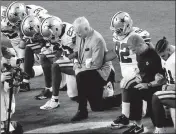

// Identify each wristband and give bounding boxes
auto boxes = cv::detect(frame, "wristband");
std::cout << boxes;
[147,82,152,88]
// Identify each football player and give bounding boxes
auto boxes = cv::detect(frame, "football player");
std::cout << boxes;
[152,37,175,133]
[5,1,48,91]
[39,16,78,109]
[104,11,153,128]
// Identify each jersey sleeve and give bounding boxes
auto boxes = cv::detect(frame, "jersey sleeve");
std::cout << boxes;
[62,23,77,52]
[112,32,118,43]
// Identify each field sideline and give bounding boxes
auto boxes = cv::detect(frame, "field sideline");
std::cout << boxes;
[1,1,175,133]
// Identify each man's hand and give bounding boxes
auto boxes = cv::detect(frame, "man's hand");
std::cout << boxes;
[155,73,166,84]
[134,83,149,90]
[162,84,175,91]
[1,72,12,82]
[73,62,81,70]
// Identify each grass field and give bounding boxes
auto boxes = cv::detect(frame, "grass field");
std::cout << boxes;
[1,1,175,133]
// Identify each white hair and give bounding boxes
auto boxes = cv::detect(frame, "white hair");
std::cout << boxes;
[73,16,90,32]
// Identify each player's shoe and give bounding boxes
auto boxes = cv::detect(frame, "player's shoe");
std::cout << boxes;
[122,124,144,134]
[111,114,130,129]
[19,82,30,92]
[71,110,88,122]
[153,127,166,133]
[35,88,52,100]
[40,98,60,110]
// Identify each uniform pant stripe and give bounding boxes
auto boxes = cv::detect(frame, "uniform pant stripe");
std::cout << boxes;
[124,77,136,89]
[158,94,176,100]
[155,90,175,96]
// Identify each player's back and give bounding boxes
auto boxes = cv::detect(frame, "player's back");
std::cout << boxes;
[113,27,151,77]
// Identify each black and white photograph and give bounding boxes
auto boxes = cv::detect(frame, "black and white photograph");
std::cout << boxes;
[1,0,175,133]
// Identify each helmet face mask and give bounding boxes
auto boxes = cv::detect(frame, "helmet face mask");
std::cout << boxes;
[40,16,62,43]
[6,1,27,29]
[110,11,133,36]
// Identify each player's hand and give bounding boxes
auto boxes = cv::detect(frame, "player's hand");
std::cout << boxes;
[134,83,148,90]
[155,73,166,84]
[1,72,12,82]
[162,84,175,91]
[73,62,81,70]
[135,74,142,83]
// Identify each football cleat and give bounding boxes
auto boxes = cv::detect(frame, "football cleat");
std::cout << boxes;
[111,114,130,129]
[122,124,144,134]
[35,88,52,100]
[40,98,60,110]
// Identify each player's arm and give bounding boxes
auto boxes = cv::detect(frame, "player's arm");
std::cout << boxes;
[104,49,117,63]
[68,51,78,60]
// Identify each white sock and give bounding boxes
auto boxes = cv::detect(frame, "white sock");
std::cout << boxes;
[23,79,29,83]
[51,95,59,101]
[122,102,130,118]
[46,87,52,92]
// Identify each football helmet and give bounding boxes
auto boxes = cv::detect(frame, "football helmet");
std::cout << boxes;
[21,15,41,39]
[40,16,62,42]
[110,11,133,36]
[1,6,7,20]
[6,1,27,27]
[1,6,15,33]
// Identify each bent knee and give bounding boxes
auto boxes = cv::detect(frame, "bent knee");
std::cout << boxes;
[52,63,59,69]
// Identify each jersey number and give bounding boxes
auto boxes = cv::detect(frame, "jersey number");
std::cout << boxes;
[34,8,43,14]
[115,42,132,63]
[164,68,174,84]
[67,26,74,37]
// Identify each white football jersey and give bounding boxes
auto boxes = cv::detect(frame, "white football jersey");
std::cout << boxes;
[60,22,76,51]
[54,22,76,67]
[113,27,151,78]
[26,5,48,16]
[162,47,175,85]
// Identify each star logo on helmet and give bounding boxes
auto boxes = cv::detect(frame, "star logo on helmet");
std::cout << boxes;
[48,24,53,29]
[14,12,18,16]
[121,18,125,23]
[29,26,34,31]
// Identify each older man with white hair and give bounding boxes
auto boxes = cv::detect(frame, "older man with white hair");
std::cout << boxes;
[70,16,121,122]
